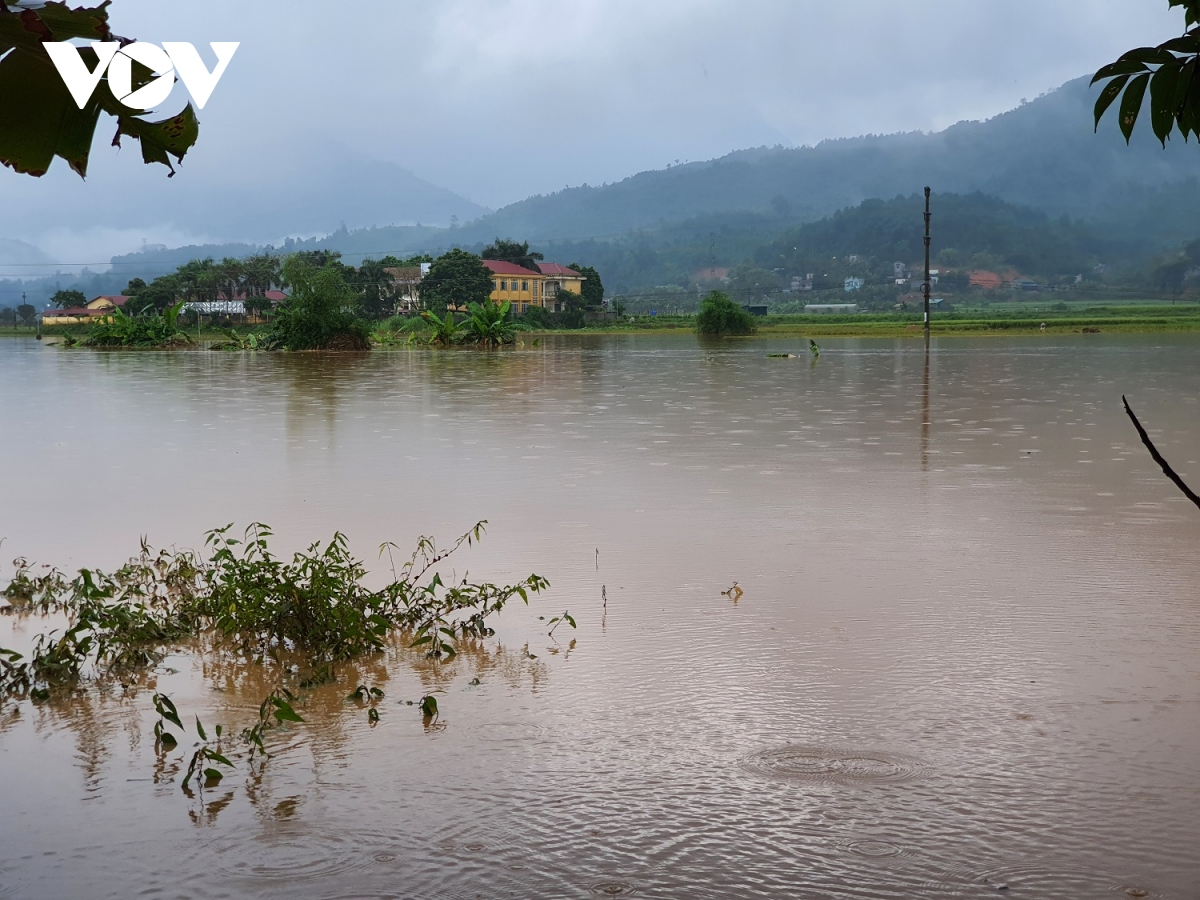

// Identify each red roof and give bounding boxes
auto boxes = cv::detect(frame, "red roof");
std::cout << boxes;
[95,295,130,306]
[537,263,583,277]
[482,259,542,276]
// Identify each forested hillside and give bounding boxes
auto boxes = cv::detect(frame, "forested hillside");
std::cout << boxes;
[452,76,1200,244]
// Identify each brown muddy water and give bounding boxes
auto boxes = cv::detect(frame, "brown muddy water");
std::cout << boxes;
[1,334,1199,899]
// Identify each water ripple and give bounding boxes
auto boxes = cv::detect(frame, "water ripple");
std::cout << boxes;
[739,744,927,784]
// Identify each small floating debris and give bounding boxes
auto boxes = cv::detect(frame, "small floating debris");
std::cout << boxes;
[809,339,820,358]
[721,581,744,602]
[767,353,796,358]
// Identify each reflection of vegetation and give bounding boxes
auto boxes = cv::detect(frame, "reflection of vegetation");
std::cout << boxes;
[1,522,549,794]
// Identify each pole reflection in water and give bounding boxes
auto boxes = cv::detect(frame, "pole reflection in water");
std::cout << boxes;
[921,334,931,471]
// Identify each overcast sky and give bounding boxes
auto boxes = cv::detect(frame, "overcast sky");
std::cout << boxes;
[0,0,1186,267]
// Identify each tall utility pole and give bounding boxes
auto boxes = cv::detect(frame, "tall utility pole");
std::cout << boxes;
[923,187,932,340]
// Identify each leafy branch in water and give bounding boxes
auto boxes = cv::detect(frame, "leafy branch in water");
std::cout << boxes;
[0,522,549,704]
[347,684,384,725]
[241,686,304,762]
[546,610,576,638]
[183,715,234,791]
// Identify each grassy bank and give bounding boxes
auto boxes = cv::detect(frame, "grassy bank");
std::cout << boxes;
[548,301,1200,337]
[22,301,1200,346]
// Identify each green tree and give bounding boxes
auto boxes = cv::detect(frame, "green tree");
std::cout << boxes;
[420,249,494,311]
[267,256,370,350]
[696,290,756,336]
[0,3,200,178]
[567,263,604,308]
[379,254,433,268]
[123,278,146,296]
[49,289,86,309]
[16,302,36,325]
[127,273,181,315]
[482,239,543,272]
[1093,0,1200,145]
[348,258,397,320]
[0,307,14,327]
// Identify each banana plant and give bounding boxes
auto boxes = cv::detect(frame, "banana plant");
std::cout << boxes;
[465,299,516,346]
[420,309,464,346]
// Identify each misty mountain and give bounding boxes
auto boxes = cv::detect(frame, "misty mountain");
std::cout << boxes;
[0,238,51,270]
[0,140,488,257]
[451,76,1200,245]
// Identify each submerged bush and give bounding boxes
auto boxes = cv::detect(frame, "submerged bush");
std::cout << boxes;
[464,299,516,345]
[266,256,371,351]
[84,301,193,348]
[0,521,548,698]
[696,290,756,336]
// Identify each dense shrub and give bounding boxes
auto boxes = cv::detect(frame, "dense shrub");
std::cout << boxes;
[696,290,756,336]
[84,301,192,348]
[266,256,370,350]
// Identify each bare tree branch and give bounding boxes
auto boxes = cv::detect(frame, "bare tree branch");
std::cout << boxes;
[1123,395,1200,510]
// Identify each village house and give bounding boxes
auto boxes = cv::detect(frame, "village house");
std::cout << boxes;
[383,262,431,312]
[482,260,585,313]
[41,294,129,326]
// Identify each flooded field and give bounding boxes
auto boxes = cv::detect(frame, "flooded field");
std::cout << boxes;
[1,334,1199,899]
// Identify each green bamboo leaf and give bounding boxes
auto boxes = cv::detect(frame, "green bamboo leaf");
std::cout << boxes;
[202,768,224,784]
[1119,72,1151,143]
[206,751,234,768]
[195,716,207,741]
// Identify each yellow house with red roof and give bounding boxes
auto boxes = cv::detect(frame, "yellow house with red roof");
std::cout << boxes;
[41,295,130,326]
[481,260,585,313]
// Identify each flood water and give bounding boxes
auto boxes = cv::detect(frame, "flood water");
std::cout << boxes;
[1,334,1199,899]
